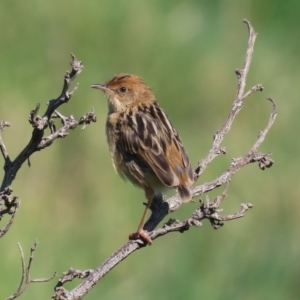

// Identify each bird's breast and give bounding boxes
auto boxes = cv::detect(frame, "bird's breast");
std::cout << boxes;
[106,113,120,173]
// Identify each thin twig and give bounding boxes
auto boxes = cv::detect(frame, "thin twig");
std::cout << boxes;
[0,121,11,167]
[235,19,258,100]
[5,241,56,300]
[0,187,20,237]
[195,19,259,180]
[252,98,277,151]
[242,84,264,100]
[0,199,20,237]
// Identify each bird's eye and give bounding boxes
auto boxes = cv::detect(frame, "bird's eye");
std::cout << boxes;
[119,86,127,93]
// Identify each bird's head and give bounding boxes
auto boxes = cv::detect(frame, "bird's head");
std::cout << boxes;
[91,73,156,113]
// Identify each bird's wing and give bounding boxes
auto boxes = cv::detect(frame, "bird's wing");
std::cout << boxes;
[119,104,193,188]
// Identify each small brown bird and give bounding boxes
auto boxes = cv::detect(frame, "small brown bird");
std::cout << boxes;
[91,74,194,244]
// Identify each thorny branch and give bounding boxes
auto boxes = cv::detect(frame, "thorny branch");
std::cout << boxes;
[5,241,56,300]
[0,54,96,237]
[52,19,276,300]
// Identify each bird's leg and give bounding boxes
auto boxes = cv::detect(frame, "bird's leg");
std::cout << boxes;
[129,187,154,245]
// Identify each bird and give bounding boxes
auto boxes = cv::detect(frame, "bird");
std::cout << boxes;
[91,73,194,244]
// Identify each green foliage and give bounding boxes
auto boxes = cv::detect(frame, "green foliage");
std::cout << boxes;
[0,1,299,299]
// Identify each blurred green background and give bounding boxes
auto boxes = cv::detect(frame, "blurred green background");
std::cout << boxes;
[0,1,299,299]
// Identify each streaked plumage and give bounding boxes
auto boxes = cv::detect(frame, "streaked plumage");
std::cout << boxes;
[91,74,194,244]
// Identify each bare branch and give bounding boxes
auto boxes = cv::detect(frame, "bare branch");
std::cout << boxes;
[252,98,277,152]
[235,19,258,100]
[52,20,276,300]
[0,54,86,192]
[0,121,11,166]
[5,241,56,300]
[52,269,93,300]
[195,19,260,180]
[0,54,96,237]
[53,242,142,300]
[0,187,20,237]
[242,84,264,100]
[0,199,20,237]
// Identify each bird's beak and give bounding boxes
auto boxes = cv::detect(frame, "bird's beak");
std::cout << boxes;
[90,84,110,93]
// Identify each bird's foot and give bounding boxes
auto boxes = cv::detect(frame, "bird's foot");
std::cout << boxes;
[129,230,152,245]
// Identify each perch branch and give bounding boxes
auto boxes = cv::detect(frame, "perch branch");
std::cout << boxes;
[52,19,276,300]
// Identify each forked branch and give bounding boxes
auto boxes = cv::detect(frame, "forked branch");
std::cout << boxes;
[0,54,96,237]
[5,241,56,300]
[52,19,276,300]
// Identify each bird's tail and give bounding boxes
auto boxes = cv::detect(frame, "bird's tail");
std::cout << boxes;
[178,185,192,203]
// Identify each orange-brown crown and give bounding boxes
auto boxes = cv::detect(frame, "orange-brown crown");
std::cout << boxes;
[91,74,156,112]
